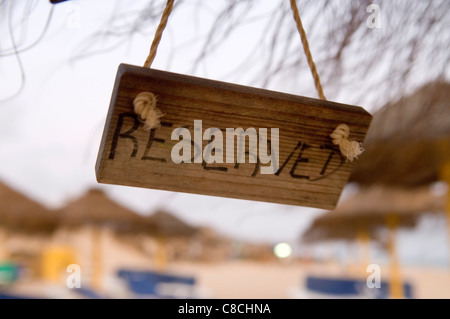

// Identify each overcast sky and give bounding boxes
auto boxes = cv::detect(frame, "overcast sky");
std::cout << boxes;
[0,0,448,265]
[0,0,330,244]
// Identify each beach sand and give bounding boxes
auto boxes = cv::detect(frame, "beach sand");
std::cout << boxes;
[2,228,449,299]
[98,231,450,299]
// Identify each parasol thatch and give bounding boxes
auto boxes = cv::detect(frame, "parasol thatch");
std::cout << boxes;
[57,188,152,291]
[58,188,146,231]
[300,184,447,299]
[0,181,58,234]
[58,188,199,237]
[144,209,198,238]
[350,81,450,187]
[302,185,446,244]
[302,81,449,298]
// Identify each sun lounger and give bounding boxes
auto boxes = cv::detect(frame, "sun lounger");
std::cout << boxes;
[117,269,197,299]
[304,275,413,299]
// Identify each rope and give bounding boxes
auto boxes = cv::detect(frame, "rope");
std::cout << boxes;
[330,124,364,162]
[143,0,174,68]
[135,0,174,130]
[290,1,363,161]
[135,0,363,161]
[289,0,326,101]
[134,92,164,130]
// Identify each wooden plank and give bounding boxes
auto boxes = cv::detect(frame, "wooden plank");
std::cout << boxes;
[95,64,372,209]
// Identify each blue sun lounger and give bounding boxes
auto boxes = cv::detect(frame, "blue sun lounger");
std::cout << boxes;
[117,269,197,299]
[305,275,413,299]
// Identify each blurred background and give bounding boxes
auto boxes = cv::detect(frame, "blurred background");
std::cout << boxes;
[0,0,449,299]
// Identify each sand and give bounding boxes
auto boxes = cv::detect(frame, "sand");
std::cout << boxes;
[2,227,449,299]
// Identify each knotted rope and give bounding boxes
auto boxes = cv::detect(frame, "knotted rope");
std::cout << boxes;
[290,0,363,161]
[330,124,364,161]
[133,92,165,130]
[134,0,364,160]
[134,0,174,130]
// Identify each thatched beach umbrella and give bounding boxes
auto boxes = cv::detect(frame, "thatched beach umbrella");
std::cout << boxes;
[302,186,445,244]
[350,81,450,187]
[301,185,446,299]
[59,188,147,291]
[0,181,58,262]
[0,181,58,235]
[59,188,146,231]
[142,209,198,270]
[59,190,200,283]
[347,81,450,296]
[144,210,197,238]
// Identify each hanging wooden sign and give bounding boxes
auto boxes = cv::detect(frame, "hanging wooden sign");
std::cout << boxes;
[95,64,372,209]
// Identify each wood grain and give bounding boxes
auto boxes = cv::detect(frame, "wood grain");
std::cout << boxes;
[96,64,372,209]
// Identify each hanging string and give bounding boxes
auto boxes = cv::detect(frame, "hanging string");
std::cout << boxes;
[134,0,174,130]
[289,0,325,101]
[133,0,363,160]
[330,124,364,162]
[134,92,165,130]
[289,0,363,161]
[143,0,175,68]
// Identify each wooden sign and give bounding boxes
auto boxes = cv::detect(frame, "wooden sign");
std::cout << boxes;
[96,64,372,209]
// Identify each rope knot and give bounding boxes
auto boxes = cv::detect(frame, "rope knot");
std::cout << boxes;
[133,92,164,130]
[330,124,364,162]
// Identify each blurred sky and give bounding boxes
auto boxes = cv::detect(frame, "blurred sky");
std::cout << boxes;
[0,0,329,243]
[0,0,448,264]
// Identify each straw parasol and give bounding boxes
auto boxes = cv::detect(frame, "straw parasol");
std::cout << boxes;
[58,189,200,281]
[144,209,198,238]
[0,181,58,234]
[58,187,148,291]
[59,188,146,231]
[302,185,446,244]
[347,80,450,297]
[59,189,198,236]
[141,209,199,270]
[301,184,446,299]
[0,181,58,264]
[350,81,450,187]
[300,81,450,298]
